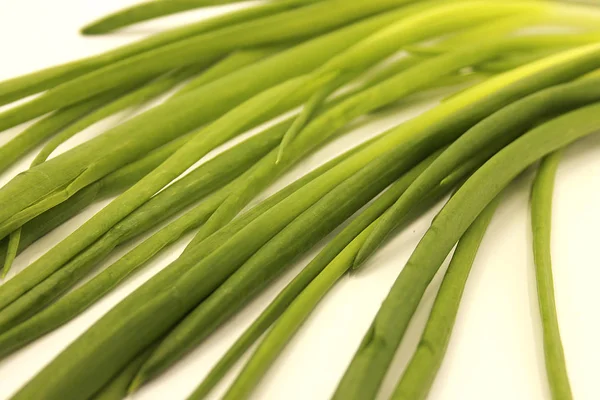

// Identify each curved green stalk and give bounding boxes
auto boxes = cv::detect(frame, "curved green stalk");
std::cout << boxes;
[390,196,501,400]
[81,0,325,35]
[273,0,551,161]
[355,72,600,270]
[0,0,427,133]
[211,154,475,400]
[0,89,127,175]
[12,41,600,400]
[531,150,573,400]
[0,0,321,106]
[173,46,283,98]
[0,121,285,329]
[0,6,412,251]
[31,65,204,165]
[331,102,600,400]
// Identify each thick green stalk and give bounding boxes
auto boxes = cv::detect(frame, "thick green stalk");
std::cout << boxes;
[190,33,599,258]
[212,155,469,400]
[31,65,203,165]
[0,133,191,268]
[0,6,413,245]
[0,0,318,106]
[355,72,600,269]
[531,151,573,400]
[90,347,155,400]
[173,47,283,98]
[390,197,501,400]
[0,122,284,325]
[0,133,366,360]
[0,0,425,132]
[13,42,600,400]
[82,0,325,35]
[0,89,126,175]
[331,102,600,400]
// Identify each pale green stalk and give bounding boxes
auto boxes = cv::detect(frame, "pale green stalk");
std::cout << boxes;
[531,150,573,400]
[391,197,501,400]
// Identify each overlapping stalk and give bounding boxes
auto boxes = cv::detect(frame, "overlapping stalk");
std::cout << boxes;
[1,1,599,399]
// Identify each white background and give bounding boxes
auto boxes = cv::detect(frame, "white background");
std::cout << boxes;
[0,1,599,399]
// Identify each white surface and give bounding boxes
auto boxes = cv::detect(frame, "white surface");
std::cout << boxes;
[1,1,600,399]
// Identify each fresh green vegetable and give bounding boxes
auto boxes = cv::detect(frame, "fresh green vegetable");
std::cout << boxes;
[13,40,600,400]
[172,46,283,98]
[0,89,127,174]
[90,347,156,400]
[0,121,285,326]
[531,150,573,400]
[331,101,600,400]
[81,0,325,35]
[0,0,323,106]
[31,65,204,165]
[0,5,415,248]
[355,71,600,270]
[390,196,501,400]
[0,0,432,133]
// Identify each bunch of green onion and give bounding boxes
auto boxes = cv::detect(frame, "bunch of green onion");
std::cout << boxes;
[0,0,599,399]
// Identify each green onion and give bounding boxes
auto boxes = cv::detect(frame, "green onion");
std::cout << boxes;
[331,100,600,400]
[0,121,285,327]
[0,0,320,106]
[0,89,127,175]
[80,0,306,35]
[0,0,428,133]
[209,151,477,400]
[355,70,600,270]
[0,6,413,247]
[390,196,501,400]
[31,65,205,165]
[531,150,573,400]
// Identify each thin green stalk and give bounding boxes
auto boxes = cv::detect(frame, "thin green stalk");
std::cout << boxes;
[189,33,600,261]
[273,0,549,161]
[90,347,156,400]
[173,46,283,98]
[1,231,20,279]
[531,150,573,400]
[81,0,325,35]
[190,153,487,399]
[0,89,127,175]
[390,196,501,400]
[0,0,426,132]
[0,0,318,106]
[0,122,285,328]
[0,132,192,266]
[331,102,600,400]
[0,6,413,247]
[355,72,600,270]
[0,133,367,360]
[31,65,204,165]
[13,42,600,400]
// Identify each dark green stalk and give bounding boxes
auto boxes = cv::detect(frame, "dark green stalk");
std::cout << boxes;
[0,0,319,106]
[531,150,573,400]
[331,102,600,400]
[390,196,501,400]
[82,0,325,35]
[90,347,156,400]
[355,73,600,269]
